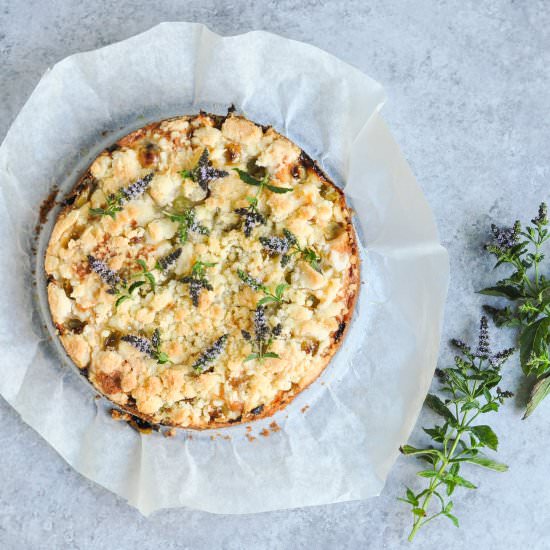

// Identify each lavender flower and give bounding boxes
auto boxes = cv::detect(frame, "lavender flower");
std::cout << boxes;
[490,347,515,367]
[241,330,251,341]
[120,173,154,203]
[234,207,266,237]
[151,328,160,350]
[476,316,490,358]
[237,269,264,291]
[87,255,121,293]
[181,261,215,306]
[531,202,548,226]
[259,235,291,256]
[489,221,520,250]
[121,334,154,356]
[182,149,228,192]
[156,248,182,272]
[192,334,228,373]
[253,306,269,342]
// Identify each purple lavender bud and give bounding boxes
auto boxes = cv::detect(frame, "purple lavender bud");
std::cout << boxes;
[253,306,269,342]
[476,316,490,358]
[260,235,290,256]
[121,334,154,357]
[87,255,121,291]
[531,202,548,226]
[157,248,182,272]
[120,172,154,203]
[192,334,228,373]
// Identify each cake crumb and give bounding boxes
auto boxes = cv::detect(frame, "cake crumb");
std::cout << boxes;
[301,405,310,414]
[164,428,177,438]
[246,434,256,442]
[269,421,280,433]
[111,409,131,422]
[260,428,270,437]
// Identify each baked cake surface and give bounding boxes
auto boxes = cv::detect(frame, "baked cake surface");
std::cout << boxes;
[45,112,359,428]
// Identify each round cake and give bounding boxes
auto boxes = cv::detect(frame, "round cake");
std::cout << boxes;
[45,112,359,428]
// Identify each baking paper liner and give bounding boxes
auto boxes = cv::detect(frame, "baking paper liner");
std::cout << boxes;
[0,22,449,515]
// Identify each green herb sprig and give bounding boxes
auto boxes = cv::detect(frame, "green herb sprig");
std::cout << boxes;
[90,191,123,219]
[260,229,322,273]
[121,329,172,364]
[400,317,513,541]
[163,207,209,243]
[113,250,182,308]
[90,173,154,219]
[233,168,292,237]
[481,202,550,417]
[237,269,288,305]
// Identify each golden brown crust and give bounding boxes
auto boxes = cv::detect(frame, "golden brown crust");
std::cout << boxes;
[45,113,360,430]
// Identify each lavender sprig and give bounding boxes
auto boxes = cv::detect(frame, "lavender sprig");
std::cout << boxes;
[192,334,228,373]
[232,167,292,237]
[181,261,215,307]
[180,148,228,192]
[90,173,154,219]
[121,329,171,364]
[260,229,322,273]
[234,197,266,237]
[244,305,281,363]
[120,173,154,203]
[237,269,288,305]
[87,255,122,294]
[156,248,182,272]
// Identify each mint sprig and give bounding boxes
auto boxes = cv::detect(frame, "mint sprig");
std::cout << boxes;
[400,317,513,541]
[481,202,550,416]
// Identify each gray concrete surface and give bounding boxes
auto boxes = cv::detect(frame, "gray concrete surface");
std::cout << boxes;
[1,1,549,548]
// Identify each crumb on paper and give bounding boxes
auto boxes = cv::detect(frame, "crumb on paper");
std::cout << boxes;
[260,428,270,437]
[246,426,252,432]
[301,405,310,414]
[111,408,131,422]
[246,433,256,442]
[164,428,177,438]
[269,421,280,433]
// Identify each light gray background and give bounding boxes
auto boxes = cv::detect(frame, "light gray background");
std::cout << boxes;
[1,1,548,548]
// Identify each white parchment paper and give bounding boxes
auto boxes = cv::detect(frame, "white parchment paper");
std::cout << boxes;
[0,23,449,515]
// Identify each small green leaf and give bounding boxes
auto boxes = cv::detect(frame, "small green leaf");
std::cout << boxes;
[136,259,147,270]
[465,455,508,472]
[417,470,438,478]
[445,513,460,527]
[451,475,477,489]
[524,374,550,419]
[115,295,130,308]
[258,296,278,306]
[245,353,259,362]
[262,352,280,359]
[470,425,499,451]
[234,168,262,186]
[128,281,145,294]
[406,488,418,506]
[425,394,457,424]
[412,508,427,517]
[265,183,293,194]
[444,501,453,513]
[275,283,288,298]
[519,317,550,375]
[478,285,523,299]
